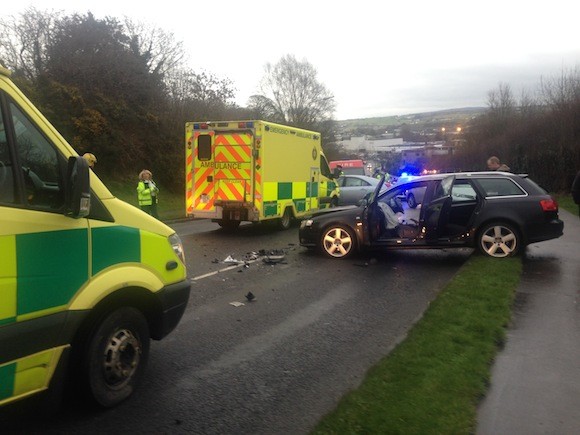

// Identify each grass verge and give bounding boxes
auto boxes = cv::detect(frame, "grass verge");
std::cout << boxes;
[554,193,576,215]
[103,178,185,221]
[313,255,522,434]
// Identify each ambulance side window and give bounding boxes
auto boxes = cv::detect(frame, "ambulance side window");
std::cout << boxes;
[0,102,16,204]
[9,101,63,210]
[198,134,212,161]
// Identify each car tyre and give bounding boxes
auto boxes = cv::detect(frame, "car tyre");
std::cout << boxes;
[321,225,356,259]
[83,307,150,407]
[477,222,520,258]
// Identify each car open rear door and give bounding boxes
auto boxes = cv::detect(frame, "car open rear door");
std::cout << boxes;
[423,175,455,242]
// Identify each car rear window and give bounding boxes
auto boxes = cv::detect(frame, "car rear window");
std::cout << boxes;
[523,177,548,194]
[476,178,527,197]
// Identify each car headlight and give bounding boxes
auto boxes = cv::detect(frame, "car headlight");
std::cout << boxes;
[300,219,314,229]
[169,233,186,265]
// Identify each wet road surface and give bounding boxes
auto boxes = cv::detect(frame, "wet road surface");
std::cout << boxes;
[2,219,472,434]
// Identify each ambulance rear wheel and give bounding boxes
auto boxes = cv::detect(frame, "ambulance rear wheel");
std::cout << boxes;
[278,207,293,230]
[84,307,150,407]
[217,219,240,230]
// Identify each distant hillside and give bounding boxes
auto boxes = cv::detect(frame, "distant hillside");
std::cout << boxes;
[337,107,487,130]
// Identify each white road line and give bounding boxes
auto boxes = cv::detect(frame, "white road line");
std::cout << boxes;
[191,257,262,281]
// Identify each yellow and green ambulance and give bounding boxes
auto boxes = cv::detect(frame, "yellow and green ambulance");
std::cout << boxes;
[0,66,190,408]
[185,121,340,229]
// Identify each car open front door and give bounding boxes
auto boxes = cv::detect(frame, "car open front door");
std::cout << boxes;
[423,175,455,242]
[363,174,386,244]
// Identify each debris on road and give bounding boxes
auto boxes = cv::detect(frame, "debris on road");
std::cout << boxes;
[229,301,245,307]
[244,252,259,261]
[245,291,256,302]
[263,249,285,264]
[223,255,243,264]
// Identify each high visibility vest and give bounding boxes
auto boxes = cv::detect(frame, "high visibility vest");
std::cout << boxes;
[137,181,158,205]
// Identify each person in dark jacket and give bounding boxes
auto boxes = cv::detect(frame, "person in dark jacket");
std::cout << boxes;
[572,170,580,217]
[487,156,510,171]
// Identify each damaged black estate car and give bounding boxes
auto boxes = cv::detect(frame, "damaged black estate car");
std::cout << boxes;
[299,172,564,259]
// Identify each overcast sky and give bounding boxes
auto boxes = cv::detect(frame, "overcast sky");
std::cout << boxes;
[3,0,580,120]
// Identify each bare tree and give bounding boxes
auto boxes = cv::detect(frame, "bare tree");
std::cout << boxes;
[123,19,184,78]
[165,67,236,120]
[540,67,580,116]
[0,7,61,78]
[518,88,540,118]
[487,82,515,120]
[248,54,335,130]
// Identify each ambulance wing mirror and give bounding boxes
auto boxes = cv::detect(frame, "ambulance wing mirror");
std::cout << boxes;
[65,156,91,218]
[333,167,342,179]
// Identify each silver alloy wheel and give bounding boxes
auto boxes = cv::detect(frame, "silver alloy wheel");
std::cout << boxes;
[322,226,354,258]
[479,224,518,258]
[102,328,141,388]
[85,307,150,407]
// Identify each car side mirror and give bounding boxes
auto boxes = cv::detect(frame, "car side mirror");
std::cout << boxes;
[333,168,341,178]
[65,156,91,218]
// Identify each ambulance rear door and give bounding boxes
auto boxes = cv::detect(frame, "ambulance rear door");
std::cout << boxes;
[191,130,217,218]
[212,130,253,207]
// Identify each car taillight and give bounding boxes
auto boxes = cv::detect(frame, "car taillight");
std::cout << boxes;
[540,198,558,212]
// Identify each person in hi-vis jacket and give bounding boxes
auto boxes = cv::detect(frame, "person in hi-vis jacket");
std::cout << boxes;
[137,169,159,218]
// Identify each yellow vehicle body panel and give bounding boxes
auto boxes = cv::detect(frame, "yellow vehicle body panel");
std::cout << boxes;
[0,66,190,407]
[185,120,339,223]
[0,347,66,407]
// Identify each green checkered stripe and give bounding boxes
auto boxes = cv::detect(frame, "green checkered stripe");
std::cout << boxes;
[0,362,16,401]
[263,181,336,216]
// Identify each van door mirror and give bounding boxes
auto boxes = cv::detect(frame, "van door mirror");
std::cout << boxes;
[333,167,342,179]
[65,156,91,218]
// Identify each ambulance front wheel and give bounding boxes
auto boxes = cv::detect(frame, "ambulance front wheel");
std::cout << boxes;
[84,307,150,407]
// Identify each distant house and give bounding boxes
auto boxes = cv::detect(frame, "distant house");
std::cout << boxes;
[338,136,404,153]
[401,142,455,165]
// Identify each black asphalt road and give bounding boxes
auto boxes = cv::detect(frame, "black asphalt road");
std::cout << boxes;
[4,219,472,434]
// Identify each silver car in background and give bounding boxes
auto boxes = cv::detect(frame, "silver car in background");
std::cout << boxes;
[337,175,380,206]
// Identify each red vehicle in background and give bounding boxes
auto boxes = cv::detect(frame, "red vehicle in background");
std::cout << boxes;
[329,159,366,176]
